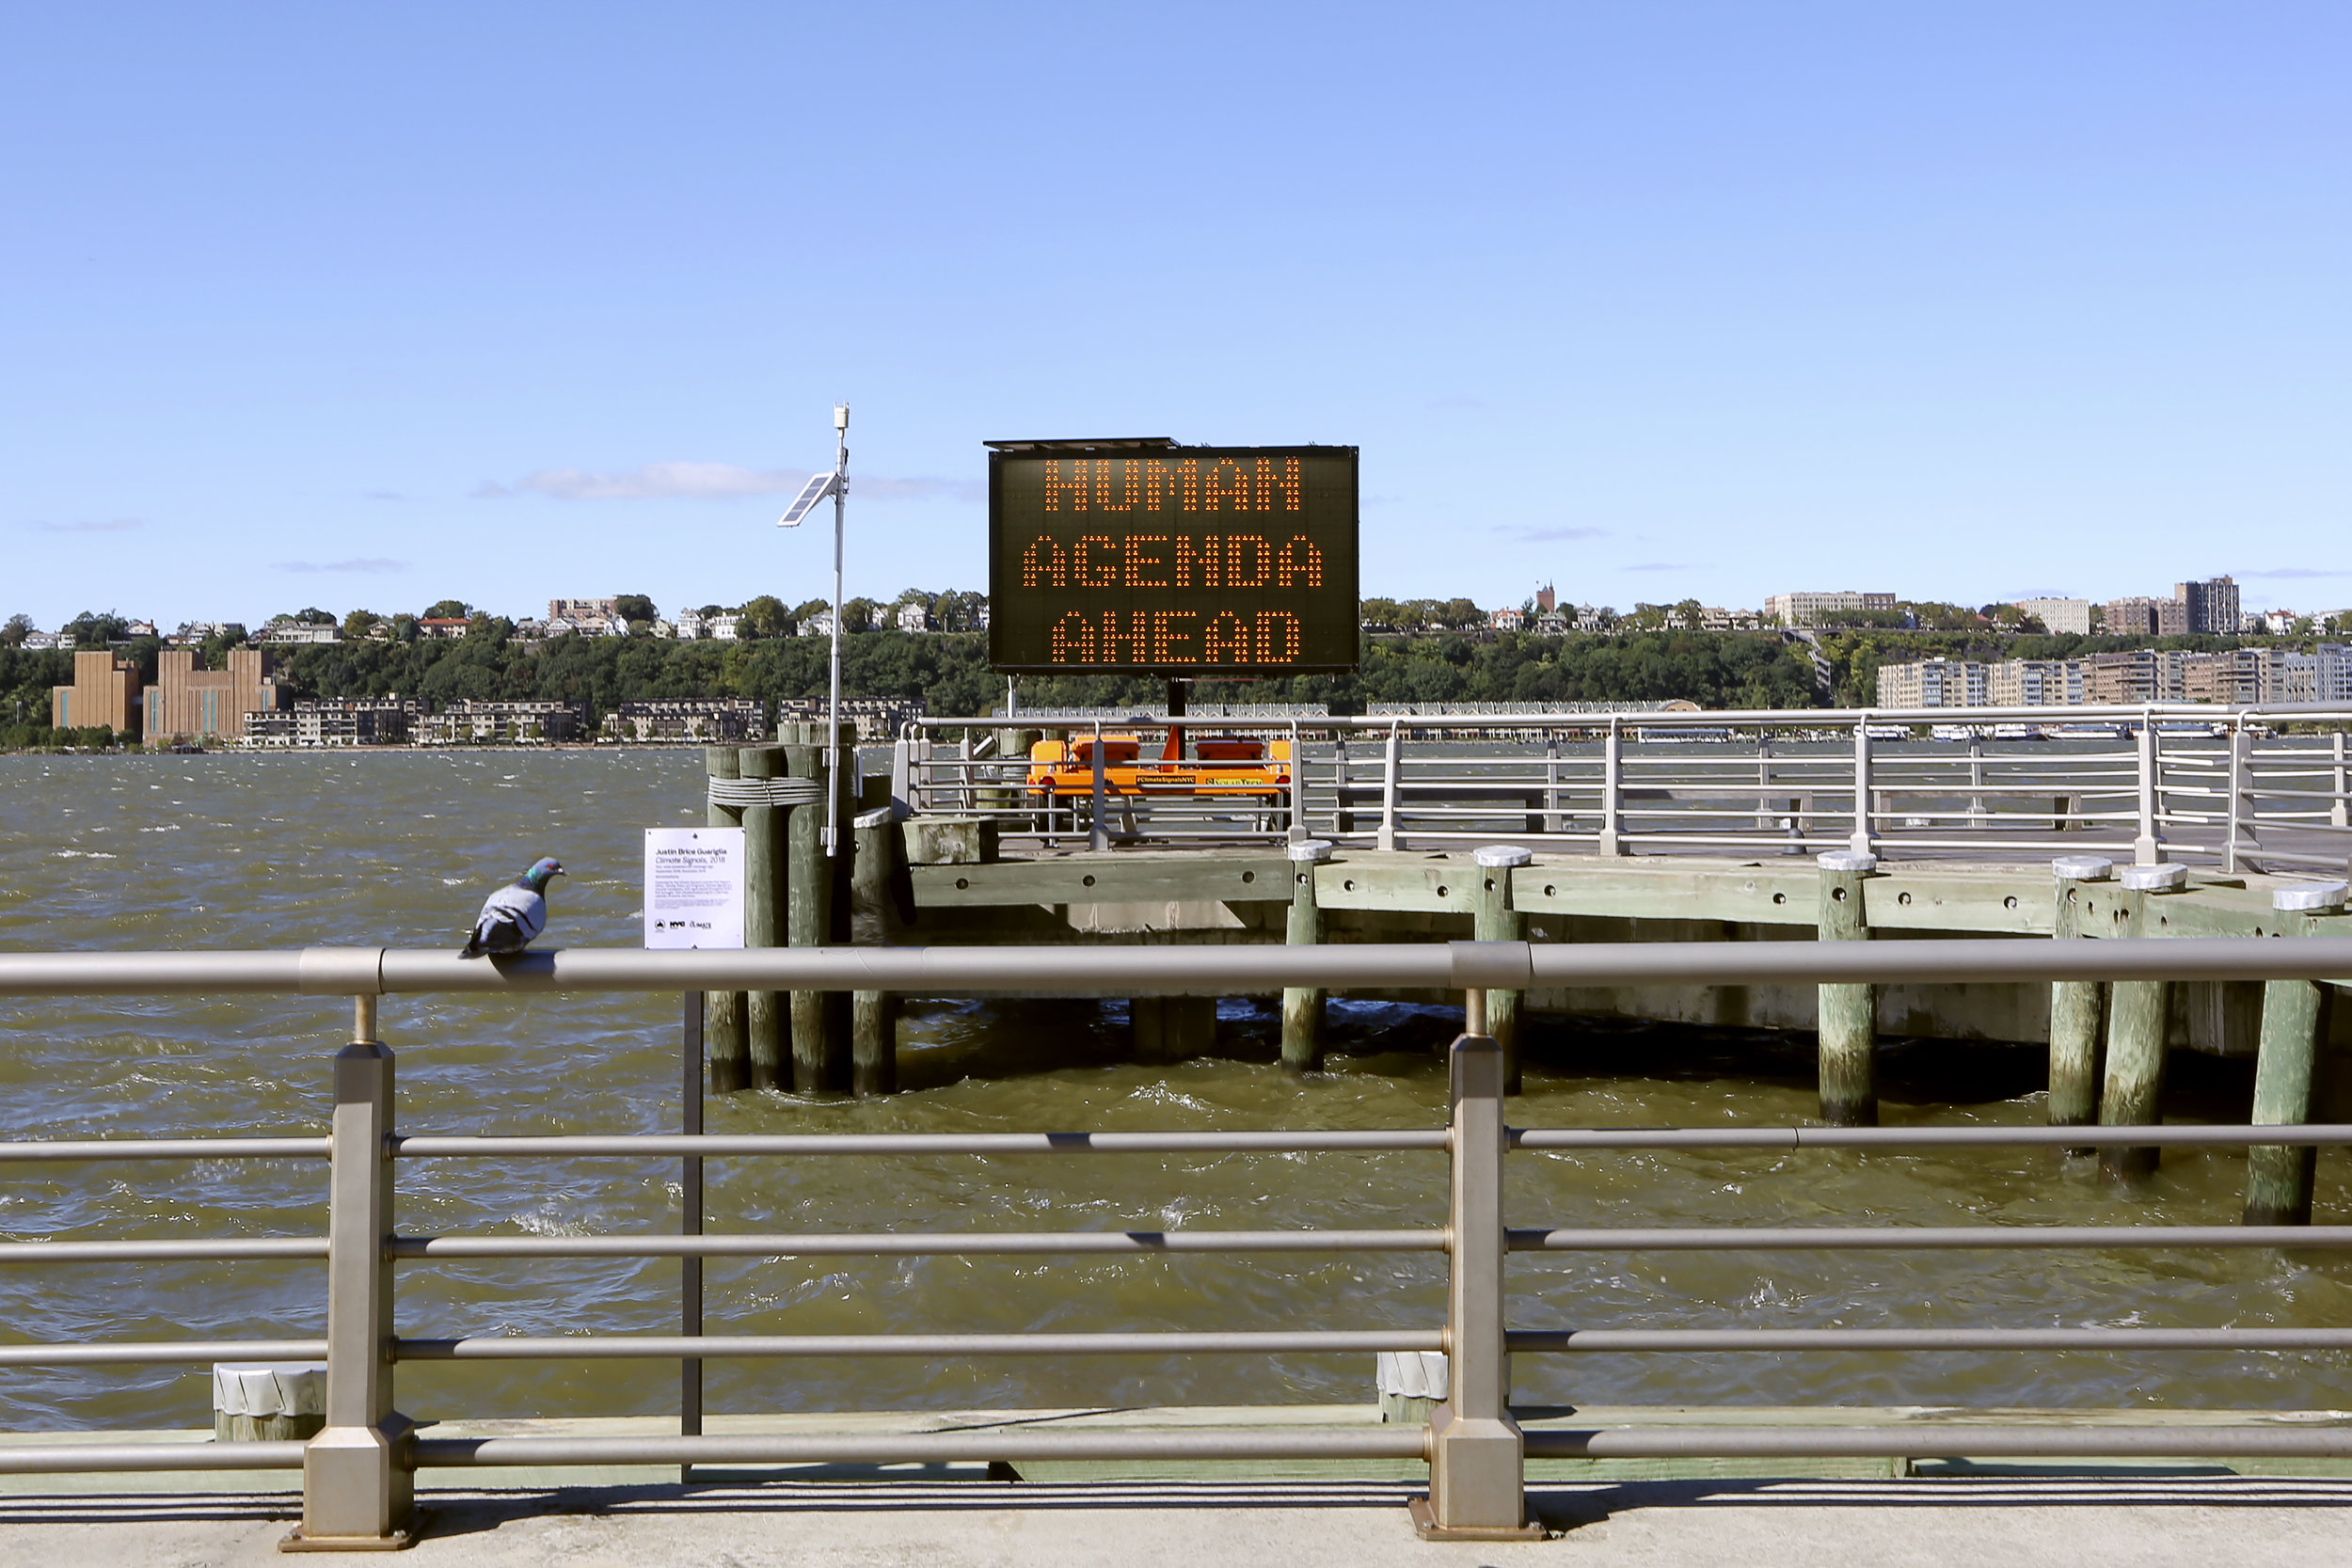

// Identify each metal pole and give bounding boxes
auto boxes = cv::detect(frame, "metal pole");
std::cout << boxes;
[681,990,703,1483]
[1850,713,1875,857]
[1378,721,1402,851]
[1597,718,1623,856]
[1286,720,1306,844]
[1089,721,1109,853]
[1421,1025,1529,1538]
[826,404,849,858]
[2226,721,2262,875]
[298,997,412,1547]
[2136,710,2164,864]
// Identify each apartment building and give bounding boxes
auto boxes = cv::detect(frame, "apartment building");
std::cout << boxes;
[2015,597,2092,635]
[1875,657,1985,708]
[245,699,419,747]
[411,700,582,745]
[1766,591,1898,627]
[142,649,285,743]
[1983,657,2082,706]
[2103,597,2189,637]
[2177,577,2241,636]
[50,650,141,734]
[599,699,766,743]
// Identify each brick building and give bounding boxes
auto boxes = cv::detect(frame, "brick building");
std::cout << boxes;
[50,650,142,734]
[143,649,286,743]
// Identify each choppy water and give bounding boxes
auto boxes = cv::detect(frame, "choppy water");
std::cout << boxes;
[0,750,2347,1434]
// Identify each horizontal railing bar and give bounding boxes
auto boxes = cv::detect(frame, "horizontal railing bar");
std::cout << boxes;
[390,1228,1446,1259]
[1511,1124,2352,1150]
[391,1131,1450,1158]
[6,936,2352,997]
[1508,1328,2352,1352]
[0,1339,331,1367]
[0,1442,309,1474]
[0,1138,330,1162]
[1522,1428,2352,1460]
[1507,1227,2352,1251]
[396,1329,1444,1359]
[414,1429,1432,1465]
[0,1239,327,1263]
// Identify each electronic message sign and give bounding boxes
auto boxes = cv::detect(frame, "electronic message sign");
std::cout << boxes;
[987,441,1359,673]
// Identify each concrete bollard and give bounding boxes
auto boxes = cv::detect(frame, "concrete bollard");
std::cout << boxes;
[2102,862,2187,1184]
[1815,850,1878,1126]
[2048,856,2114,1145]
[214,1360,325,1442]
[2245,882,2348,1225]
[1472,847,1533,1095]
[703,747,749,1092]
[739,744,787,1091]
[1280,839,1333,1073]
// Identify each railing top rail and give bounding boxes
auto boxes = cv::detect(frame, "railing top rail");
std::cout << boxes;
[3,937,2350,999]
[915,703,2352,731]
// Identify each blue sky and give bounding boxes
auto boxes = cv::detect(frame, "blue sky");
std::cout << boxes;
[4,2,2346,627]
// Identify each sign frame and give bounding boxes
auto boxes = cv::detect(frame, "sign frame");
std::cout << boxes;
[985,440,1360,675]
[643,828,746,950]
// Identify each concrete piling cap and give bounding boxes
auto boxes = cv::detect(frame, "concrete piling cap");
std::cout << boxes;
[2120,863,2189,892]
[2053,855,2115,882]
[1287,838,1335,863]
[1472,845,1533,868]
[2273,880,2350,913]
[1816,850,1878,873]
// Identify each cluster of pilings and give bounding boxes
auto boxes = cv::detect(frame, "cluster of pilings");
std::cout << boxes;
[700,724,900,1096]
[1804,849,2343,1224]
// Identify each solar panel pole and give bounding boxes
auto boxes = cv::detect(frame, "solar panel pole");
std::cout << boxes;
[827,404,849,858]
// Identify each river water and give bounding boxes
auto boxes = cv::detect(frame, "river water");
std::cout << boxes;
[1,750,2346,1433]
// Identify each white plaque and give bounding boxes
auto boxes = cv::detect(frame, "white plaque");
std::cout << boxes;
[643,828,745,949]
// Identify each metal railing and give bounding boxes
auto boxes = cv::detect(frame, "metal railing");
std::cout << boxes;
[895,705,2352,874]
[4,938,2352,1542]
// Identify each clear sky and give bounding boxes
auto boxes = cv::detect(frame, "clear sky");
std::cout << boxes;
[4,2,2346,629]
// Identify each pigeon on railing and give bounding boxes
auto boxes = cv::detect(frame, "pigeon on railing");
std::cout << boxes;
[460,858,564,957]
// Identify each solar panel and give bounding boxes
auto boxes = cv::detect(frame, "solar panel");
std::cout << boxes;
[777,472,838,527]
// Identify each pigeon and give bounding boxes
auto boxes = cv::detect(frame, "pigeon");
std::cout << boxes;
[460,857,564,957]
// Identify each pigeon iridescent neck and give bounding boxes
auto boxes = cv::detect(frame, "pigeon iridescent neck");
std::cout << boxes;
[522,858,564,891]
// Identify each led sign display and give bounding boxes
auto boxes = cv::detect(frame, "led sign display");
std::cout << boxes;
[988,443,1359,673]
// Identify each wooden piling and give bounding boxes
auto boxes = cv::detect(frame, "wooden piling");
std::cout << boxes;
[1815,850,1877,1126]
[1472,846,1533,1095]
[703,746,749,1093]
[1280,840,1333,1073]
[850,804,902,1097]
[2245,889,2345,1224]
[785,740,847,1094]
[2100,863,2186,1184]
[1134,996,1216,1065]
[738,744,787,1092]
[2047,856,2113,1142]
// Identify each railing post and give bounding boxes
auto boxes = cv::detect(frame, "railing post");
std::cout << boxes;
[297,997,411,1548]
[2102,862,2186,1184]
[1286,720,1307,844]
[2245,885,2347,1225]
[888,731,914,817]
[1597,719,1623,856]
[1418,1025,1533,1540]
[1543,739,1563,835]
[1849,713,1876,857]
[1752,730,1775,833]
[2048,856,2113,1148]
[1332,736,1353,837]
[1967,734,1987,831]
[2134,712,2165,865]
[1377,722,1402,852]
[1089,721,1110,853]
[1815,850,1878,1126]
[2332,731,2348,832]
[2225,722,2263,875]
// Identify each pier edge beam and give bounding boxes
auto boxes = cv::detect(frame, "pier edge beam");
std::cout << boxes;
[1472,846,1534,1095]
[2245,887,2348,1225]
[2048,855,2115,1147]
[849,803,902,1098]
[1280,839,1334,1073]
[703,746,749,1093]
[739,744,787,1093]
[1815,850,1879,1127]
[2101,863,2188,1184]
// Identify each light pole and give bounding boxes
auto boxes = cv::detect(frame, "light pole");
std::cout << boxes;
[777,404,852,857]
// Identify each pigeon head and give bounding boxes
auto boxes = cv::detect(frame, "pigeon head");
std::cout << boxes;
[522,857,565,890]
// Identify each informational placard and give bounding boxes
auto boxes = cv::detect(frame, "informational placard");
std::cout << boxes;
[643,828,744,949]
[988,443,1359,673]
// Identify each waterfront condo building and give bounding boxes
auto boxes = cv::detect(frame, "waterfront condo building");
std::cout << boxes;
[2177,577,2241,637]
[143,649,286,744]
[50,650,141,734]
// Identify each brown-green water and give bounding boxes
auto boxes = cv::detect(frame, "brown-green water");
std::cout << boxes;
[1,750,2348,1433]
